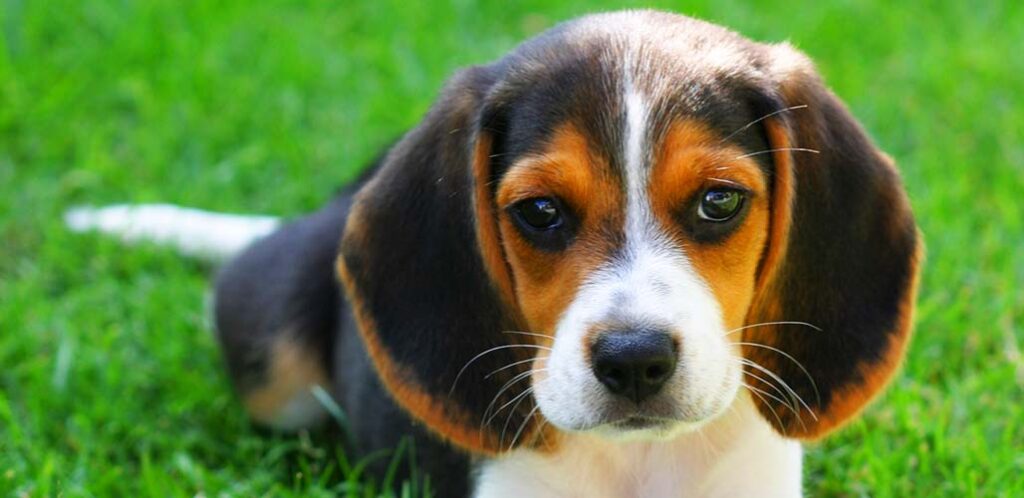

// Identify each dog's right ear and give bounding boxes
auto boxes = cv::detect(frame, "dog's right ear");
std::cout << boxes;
[337,66,538,455]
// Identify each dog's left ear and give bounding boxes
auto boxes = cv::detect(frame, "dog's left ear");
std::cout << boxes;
[744,44,923,439]
[337,66,537,455]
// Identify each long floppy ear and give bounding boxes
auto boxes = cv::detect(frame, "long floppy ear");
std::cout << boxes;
[744,44,923,439]
[337,67,535,455]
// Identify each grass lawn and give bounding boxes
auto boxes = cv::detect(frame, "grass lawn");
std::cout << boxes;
[2,0,1022,496]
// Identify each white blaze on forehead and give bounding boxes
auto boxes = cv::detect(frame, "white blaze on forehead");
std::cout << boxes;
[619,54,675,278]
[622,67,653,243]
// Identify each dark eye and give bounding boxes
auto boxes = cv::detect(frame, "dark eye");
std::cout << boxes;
[697,189,745,222]
[512,197,563,230]
[508,197,576,251]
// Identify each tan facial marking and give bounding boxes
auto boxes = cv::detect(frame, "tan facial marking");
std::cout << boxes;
[649,120,771,329]
[752,118,795,296]
[496,124,624,334]
[473,132,520,313]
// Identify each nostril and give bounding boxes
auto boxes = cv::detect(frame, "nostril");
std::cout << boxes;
[644,362,670,384]
[598,365,629,391]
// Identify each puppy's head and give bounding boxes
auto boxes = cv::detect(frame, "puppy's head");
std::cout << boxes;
[338,11,920,454]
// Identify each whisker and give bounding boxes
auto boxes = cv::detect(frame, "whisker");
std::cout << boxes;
[735,341,822,407]
[737,358,811,416]
[737,358,818,421]
[484,357,540,379]
[508,404,542,451]
[734,147,819,160]
[483,381,543,428]
[449,344,552,394]
[724,321,822,337]
[740,369,797,412]
[741,379,807,431]
[741,384,787,437]
[718,104,809,144]
[499,396,532,449]
[706,177,748,188]
[535,418,552,450]
[481,369,537,424]
[741,381,799,419]
[482,370,548,428]
[490,387,534,446]
[738,357,804,409]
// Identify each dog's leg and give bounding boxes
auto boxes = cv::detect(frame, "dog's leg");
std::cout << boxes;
[211,197,351,431]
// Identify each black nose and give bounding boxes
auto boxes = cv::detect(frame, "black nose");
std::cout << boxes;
[591,329,678,404]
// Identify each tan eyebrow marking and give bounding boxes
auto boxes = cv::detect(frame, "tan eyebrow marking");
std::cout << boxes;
[648,119,770,328]
[496,123,623,334]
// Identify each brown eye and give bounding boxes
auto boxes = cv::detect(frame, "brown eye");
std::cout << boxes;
[697,189,744,222]
[508,197,576,252]
[513,197,563,230]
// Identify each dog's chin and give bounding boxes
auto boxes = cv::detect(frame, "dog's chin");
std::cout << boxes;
[550,391,741,443]
[546,404,728,443]
[589,416,699,442]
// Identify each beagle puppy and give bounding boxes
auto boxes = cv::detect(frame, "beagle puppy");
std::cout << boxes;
[211,10,921,497]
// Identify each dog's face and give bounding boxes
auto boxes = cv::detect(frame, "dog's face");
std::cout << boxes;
[339,11,920,454]
[496,117,769,436]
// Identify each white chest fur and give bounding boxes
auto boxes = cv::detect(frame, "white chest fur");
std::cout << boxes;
[473,394,803,498]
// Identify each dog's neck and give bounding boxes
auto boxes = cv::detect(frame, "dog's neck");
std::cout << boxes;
[473,393,803,498]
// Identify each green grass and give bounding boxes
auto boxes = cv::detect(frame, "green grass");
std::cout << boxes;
[2,0,1022,496]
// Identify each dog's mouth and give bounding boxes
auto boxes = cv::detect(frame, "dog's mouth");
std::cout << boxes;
[610,415,675,431]
[581,413,696,441]
[570,398,728,439]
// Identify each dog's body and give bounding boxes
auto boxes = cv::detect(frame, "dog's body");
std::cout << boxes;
[209,184,802,497]
[70,11,921,497]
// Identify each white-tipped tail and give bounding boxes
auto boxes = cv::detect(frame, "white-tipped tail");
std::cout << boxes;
[65,204,281,262]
